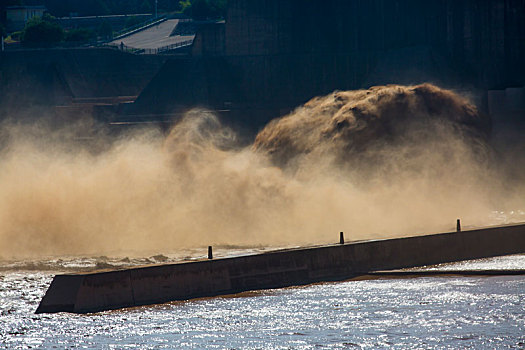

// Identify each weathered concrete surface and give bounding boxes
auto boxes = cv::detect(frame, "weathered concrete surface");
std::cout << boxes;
[36,222,525,314]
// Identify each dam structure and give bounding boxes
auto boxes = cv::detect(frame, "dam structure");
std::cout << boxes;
[37,222,525,314]
[1,1,523,129]
[127,0,525,128]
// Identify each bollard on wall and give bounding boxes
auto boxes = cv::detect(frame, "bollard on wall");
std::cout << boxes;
[457,219,461,232]
[208,246,213,259]
[339,232,344,244]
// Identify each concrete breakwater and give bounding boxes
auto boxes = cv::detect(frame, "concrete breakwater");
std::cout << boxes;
[36,223,525,314]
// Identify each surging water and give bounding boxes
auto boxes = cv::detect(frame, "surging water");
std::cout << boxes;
[0,84,524,259]
[1,84,525,348]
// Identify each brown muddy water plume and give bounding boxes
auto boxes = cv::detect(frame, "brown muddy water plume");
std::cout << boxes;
[0,84,523,260]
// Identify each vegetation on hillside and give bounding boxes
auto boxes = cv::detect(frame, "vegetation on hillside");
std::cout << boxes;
[20,14,102,46]
[2,0,227,45]
[64,27,96,42]
[21,13,64,46]
[9,0,227,18]
[97,20,113,40]
[180,0,227,20]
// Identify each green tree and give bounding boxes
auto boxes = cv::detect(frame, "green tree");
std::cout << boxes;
[97,20,113,40]
[125,16,143,29]
[180,0,227,20]
[64,28,95,42]
[179,0,191,13]
[21,14,64,47]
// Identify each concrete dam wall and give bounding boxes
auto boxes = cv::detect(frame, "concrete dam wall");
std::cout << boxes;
[37,223,525,314]
[130,47,468,126]
[2,1,523,128]
[127,0,525,128]
[0,48,166,118]
[221,0,525,88]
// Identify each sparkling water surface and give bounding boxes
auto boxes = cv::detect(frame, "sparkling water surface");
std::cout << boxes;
[1,255,525,349]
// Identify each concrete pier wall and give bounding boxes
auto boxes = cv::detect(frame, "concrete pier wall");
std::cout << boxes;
[37,223,525,314]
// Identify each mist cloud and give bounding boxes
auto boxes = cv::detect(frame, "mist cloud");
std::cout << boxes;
[0,84,522,259]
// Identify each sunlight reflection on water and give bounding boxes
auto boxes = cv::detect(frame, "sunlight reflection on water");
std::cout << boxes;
[1,255,525,349]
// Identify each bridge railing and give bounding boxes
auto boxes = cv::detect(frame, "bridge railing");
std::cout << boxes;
[110,16,168,41]
[104,39,193,55]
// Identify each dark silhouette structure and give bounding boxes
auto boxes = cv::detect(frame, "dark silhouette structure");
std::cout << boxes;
[0,48,166,120]
[127,0,525,128]
[1,1,523,129]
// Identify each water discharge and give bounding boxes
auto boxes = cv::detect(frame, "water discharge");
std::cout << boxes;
[0,84,524,259]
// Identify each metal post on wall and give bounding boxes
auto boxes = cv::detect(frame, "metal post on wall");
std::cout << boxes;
[155,0,158,18]
[1,36,4,52]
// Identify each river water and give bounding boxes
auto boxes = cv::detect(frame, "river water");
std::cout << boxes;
[1,253,524,349]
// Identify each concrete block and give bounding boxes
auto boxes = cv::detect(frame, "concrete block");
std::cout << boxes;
[36,222,525,314]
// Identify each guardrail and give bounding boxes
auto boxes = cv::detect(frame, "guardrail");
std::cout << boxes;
[105,39,193,55]
[157,39,194,54]
[111,16,168,41]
